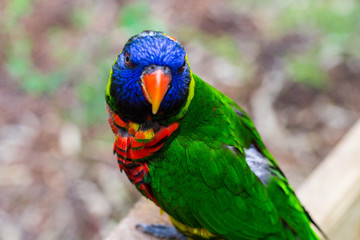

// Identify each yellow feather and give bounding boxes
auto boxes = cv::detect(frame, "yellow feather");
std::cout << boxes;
[169,215,217,239]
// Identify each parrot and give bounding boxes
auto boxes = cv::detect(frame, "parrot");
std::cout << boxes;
[105,30,326,240]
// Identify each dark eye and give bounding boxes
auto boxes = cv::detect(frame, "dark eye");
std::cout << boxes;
[178,60,186,74]
[124,53,131,66]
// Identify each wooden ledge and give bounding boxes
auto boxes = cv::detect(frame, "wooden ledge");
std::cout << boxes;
[105,198,170,240]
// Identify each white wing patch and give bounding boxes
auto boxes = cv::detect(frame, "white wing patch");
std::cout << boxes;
[244,145,271,185]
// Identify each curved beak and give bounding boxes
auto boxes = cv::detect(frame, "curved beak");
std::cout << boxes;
[141,65,171,115]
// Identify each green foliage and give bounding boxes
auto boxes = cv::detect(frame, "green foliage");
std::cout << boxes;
[6,37,65,94]
[118,1,167,34]
[287,53,327,88]
[275,0,360,88]
[71,7,92,29]
[4,0,33,27]
[207,35,239,61]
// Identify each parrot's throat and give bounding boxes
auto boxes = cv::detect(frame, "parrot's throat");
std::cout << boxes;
[107,104,179,203]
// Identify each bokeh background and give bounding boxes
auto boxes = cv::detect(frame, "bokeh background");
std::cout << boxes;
[1,0,360,239]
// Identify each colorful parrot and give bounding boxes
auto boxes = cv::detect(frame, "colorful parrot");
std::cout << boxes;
[105,31,326,240]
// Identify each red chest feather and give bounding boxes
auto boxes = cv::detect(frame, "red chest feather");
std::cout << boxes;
[107,104,179,203]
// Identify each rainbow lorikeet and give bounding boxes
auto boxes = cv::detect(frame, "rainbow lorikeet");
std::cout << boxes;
[105,31,325,240]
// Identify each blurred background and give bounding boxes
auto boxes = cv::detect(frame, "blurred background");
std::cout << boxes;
[1,0,360,239]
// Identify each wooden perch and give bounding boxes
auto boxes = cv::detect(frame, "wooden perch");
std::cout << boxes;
[105,198,171,240]
[298,119,360,240]
[105,119,360,240]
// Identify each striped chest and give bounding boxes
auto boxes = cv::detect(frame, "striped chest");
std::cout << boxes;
[107,104,179,203]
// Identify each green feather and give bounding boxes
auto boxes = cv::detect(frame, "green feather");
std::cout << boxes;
[146,74,320,239]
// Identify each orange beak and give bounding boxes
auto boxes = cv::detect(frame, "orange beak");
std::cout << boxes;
[141,66,171,115]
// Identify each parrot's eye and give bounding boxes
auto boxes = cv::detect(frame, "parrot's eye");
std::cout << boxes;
[124,53,131,66]
[178,60,186,74]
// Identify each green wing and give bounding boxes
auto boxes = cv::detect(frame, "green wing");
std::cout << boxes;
[149,74,319,240]
[219,79,322,240]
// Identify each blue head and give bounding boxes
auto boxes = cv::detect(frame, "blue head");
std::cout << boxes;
[106,31,191,122]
